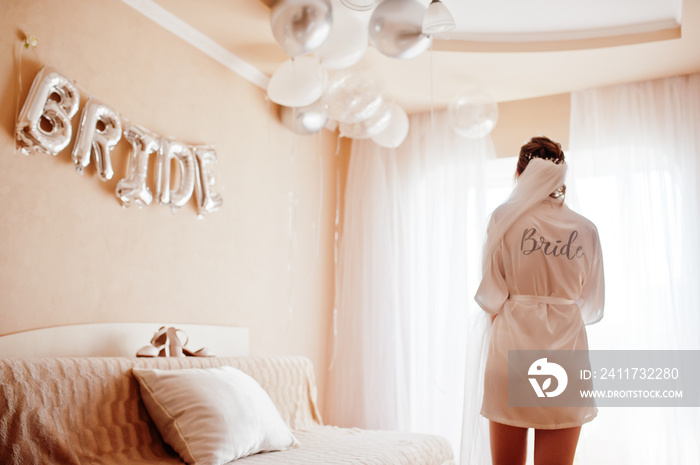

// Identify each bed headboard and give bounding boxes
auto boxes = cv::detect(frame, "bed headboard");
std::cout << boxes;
[0,323,249,358]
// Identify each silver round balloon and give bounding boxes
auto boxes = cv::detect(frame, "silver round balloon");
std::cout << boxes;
[270,0,333,58]
[448,90,499,139]
[368,0,432,59]
[339,0,375,11]
[279,97,328,135]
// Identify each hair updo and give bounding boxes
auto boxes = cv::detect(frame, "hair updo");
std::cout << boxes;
[516,136,566,197]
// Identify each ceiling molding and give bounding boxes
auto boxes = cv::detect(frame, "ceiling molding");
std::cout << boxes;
[434,23,681,53]
[119,0,270,90]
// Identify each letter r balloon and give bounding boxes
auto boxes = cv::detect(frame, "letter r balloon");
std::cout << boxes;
[72,98,122,181]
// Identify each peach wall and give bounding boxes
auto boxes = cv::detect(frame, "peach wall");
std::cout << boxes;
[491,93,571,157]
[0,0,338,411]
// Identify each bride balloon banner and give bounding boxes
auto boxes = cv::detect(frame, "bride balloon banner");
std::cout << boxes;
[15,66,222,216]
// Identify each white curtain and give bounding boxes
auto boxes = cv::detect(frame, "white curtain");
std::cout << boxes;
[325,111,494,456]
[567,73,700,464]
[326,72,700,465]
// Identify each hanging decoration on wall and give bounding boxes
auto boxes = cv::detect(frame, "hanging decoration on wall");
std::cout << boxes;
[193,146,224,215]
[15,66,223,217]
[156,138,197,209]
[72,98,122,181]
[16,68,80,156]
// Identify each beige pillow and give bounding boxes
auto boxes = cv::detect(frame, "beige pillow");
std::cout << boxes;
[132,366,299,465]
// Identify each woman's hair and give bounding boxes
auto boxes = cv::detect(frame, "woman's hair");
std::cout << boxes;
[516,136,566,197]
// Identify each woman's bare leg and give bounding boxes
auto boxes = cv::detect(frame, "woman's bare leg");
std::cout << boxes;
[490,421,528,465]
[533,426,581,465]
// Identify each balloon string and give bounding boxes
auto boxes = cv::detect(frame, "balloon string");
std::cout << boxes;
[328,149,341,371]
[15,42,23,154]
[430,39,435,143]
[315,130,323,260]
[287,131,297,320]
[267,96,272,159]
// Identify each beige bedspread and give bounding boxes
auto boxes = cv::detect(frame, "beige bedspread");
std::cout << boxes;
[0,356,453,465]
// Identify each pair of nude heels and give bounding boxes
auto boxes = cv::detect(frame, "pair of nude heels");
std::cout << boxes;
[136,326,215,357]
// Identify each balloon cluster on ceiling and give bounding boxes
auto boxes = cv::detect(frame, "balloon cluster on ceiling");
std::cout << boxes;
[267,0,499,147]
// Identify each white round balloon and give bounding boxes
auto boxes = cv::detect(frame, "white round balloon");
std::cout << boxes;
[339,103,392,139]
[267,57,328,107]
[315,8,367,69]
[371,103,409,148]
[448,90,499,139]
[324,71,383,124]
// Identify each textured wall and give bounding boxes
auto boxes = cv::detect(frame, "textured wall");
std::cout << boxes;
[0,0,339,412]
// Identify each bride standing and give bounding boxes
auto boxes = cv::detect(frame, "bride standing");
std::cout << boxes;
[475,136,605,465]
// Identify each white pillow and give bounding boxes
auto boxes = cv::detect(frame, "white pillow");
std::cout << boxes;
[132,366,299,465]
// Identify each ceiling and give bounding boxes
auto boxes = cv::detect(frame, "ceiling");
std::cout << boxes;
[142,0,700,114]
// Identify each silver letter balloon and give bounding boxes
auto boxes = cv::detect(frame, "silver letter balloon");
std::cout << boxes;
[193,146,224,217]
[156,139,197,209]
[16,67,80,156]
[72,98,122,181]
[116,125,160,208]
[15,67,224,217]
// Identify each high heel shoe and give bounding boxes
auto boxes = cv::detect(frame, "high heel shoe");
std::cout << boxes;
[169,327,215,357]
[182,346,216,357]
[136,326,216,357]
[167,327,186,357]
[136,326,168,357]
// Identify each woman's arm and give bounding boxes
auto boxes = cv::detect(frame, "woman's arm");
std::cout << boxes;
[579,225,605,325]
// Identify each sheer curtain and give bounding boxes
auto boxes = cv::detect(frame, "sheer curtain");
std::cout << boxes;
[567,73,700,464]
[326,72,700,465]
[324,111,494,457]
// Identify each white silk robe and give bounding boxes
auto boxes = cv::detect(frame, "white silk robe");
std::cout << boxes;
[475,196,605,429]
